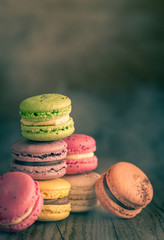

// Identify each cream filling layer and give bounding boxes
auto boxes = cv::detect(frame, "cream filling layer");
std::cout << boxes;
[66,152,94,160]
[0,204,34,226]
[21,115,69,126]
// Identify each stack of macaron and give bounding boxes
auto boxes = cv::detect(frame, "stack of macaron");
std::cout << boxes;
[62,134,100,212]
[0,92,154,233]
[11,93,75,224]
[11,94,100,216]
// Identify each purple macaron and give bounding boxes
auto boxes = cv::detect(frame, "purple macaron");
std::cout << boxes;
[11,140,67,180]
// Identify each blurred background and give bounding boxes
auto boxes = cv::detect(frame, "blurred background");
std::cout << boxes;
[0,0,163,190]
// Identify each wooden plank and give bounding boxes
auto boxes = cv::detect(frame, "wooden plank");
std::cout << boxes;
[56,208,117,240]
[0,222,62,240]
[56,200,164,240]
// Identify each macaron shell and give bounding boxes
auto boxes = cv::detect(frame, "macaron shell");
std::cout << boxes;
[106,162,153,208]
[63,172,100,189]
[37,178,71,199]
[0,172,37,224]
[70,199,99,212]
[63,134,96,154]
[66,155,98,174]
[0,188,43,232]
[21,106,71,122]
[11,160,67,180]
[21,117,75,141]
[95,173,142,218]
[20,94,71,112]
[20,94,72,122]
[38,203,71,221]
[12,140,67,162]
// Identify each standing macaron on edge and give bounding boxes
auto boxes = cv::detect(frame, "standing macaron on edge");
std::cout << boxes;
[95,162,153,218]
[0,172,43,232]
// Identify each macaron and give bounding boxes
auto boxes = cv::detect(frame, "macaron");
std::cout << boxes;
[95,162,153,218]
[11,139,67,180]
[63,134,98,174]
[20,93,75,141]
[63,172,100,212]
[37,178,71,221]
[0,172,43,232]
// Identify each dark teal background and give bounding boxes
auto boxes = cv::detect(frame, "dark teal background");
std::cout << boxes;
[0,0,163,183]
[0,0,163,116]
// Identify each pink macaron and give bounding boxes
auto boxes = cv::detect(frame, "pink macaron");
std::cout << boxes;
[0,172,43,232]
[11,140,67,180]
[63,134,98,174]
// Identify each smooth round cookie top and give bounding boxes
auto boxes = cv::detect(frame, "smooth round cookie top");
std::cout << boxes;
[63,134,96,154]
[106,162,153,208]
[38,178,71,192]
[20,93,71,112]
[0,172,37,224]
[12,139,67,155]
[63,172,100,188]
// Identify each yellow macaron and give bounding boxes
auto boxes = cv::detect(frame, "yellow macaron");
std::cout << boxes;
[37,178,71,221]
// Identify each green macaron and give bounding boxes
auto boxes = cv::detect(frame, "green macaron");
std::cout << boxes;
[20,93,75,141]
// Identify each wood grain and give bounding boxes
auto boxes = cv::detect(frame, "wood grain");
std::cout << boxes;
[56,199,164,240]
[0,222,62,240]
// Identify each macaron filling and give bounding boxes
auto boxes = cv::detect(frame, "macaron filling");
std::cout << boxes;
[103,174,136,211]
[13,159,64,166]
[21,115,70,126]
[44,197,69,205]
[66,152,94,160]
[21,117,74,134]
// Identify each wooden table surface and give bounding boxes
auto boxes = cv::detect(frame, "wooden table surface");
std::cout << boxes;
[0,87,164,240]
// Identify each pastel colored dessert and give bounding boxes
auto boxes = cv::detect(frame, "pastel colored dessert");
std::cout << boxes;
[0,172,43,232]
[63,134,98,174]
[20,93,75,141]
[63,172,100,212]
[11,139,67,180]
[95,162,153,218]
[37,178,71,221]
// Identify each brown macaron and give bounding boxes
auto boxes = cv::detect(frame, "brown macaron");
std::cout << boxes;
[95,162,153,218]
